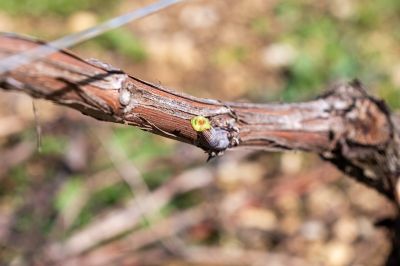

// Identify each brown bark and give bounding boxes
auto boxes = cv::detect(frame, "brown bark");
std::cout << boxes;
[1,33,400,264]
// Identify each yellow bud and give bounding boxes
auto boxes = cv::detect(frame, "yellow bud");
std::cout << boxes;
[191,116,211,132]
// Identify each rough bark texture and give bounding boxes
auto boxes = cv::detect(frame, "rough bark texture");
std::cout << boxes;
[1,33,400,264]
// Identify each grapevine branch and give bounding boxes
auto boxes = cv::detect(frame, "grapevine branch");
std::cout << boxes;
[0,33,399,207]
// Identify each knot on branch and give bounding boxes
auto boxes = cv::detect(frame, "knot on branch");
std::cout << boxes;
[322,80,397,201]
[327,80,392,147]
[346,98,391,146]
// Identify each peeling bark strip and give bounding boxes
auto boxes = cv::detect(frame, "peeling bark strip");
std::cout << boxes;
[0,33,399,203]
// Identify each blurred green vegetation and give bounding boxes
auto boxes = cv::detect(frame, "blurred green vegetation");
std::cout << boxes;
[111,127,174,164]
[269,0,400,105]
[55,178,84,213]
[250,17,270,38]
[212,46,249,67]
[0,0,120,16]
[70,181,133,231]
[94,29,148,62]
[0,1,399,263]
[2,0,398,106]
[0,0,146,62]
[40,135,68,155]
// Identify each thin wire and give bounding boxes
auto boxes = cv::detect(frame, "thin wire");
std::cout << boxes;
[0,0,185,74]
[31,99,42,153]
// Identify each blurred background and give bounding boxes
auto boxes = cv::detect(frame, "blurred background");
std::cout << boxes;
[0,0,399,265]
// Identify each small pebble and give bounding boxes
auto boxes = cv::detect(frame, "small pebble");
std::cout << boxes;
[217,161,265,189]
[237,207,277,231]
[325,241,354,266]
[67,11,98,32]
[179,5,219,29]
[280,152,303,174]
[329,0,356,19]
[261,43,297,68]
[0,12,13,31]
[300,220,327,241]
[391,64,400,87]
[333,216,359,243]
